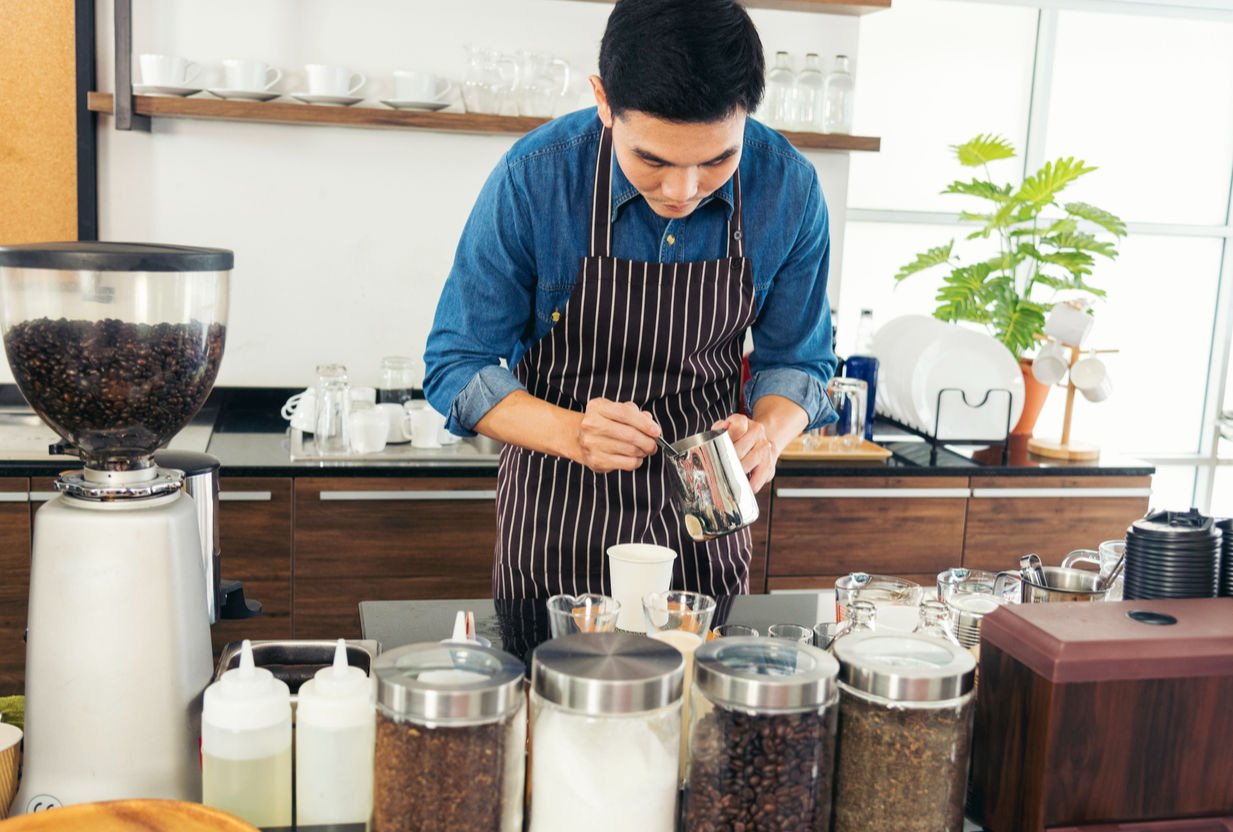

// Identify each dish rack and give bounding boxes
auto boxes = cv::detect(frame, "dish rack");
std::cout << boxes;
[878,387,1014,465]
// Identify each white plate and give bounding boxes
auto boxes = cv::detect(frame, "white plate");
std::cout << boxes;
[870,315,945,429]
[133,83,202,97]
[289,92,364,107]
[206,88,280,102]
[381,99,450,112]
[909,326,1025,440]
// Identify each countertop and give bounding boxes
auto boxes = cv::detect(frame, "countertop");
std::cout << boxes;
[0,385,1153,479]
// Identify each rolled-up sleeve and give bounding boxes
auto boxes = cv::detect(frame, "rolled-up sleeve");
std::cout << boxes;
[424,156,535,437]
[744,174,838,430]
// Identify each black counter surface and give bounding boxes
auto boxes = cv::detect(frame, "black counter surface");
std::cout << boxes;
[0,385,1153,478]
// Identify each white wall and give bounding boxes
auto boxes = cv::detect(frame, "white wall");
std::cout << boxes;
[1,0,861,388]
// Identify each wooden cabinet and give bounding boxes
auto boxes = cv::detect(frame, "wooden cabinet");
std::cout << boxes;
[747,488,772,593]
[962,476,1152,571]
[0,478,30,693]
[765,476,969,591]
[293,477,498,639]
[212,477,293,654]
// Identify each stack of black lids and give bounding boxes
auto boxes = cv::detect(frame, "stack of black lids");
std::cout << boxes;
[1219,518,1233,598]
[1124,509,1221,601]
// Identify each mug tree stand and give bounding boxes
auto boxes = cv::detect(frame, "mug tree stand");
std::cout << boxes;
[1026,340,1117,462]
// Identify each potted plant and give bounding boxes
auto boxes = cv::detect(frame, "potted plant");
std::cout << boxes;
[894,134,1126,435]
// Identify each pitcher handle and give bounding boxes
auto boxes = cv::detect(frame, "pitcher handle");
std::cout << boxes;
[1062,549,1102,571]
[552,57,572,96]
[992,571,1023,603]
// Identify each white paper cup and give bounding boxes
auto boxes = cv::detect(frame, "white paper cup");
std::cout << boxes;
[0,722,21,820]
[606,543,677,631]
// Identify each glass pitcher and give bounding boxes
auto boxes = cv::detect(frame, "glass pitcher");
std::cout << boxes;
[462,46,520,115]
[515,51,572,118]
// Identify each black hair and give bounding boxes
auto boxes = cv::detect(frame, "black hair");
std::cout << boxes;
[598,0,765,123]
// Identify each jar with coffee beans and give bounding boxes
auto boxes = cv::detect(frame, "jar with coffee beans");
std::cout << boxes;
[831,632,977,832]
[685,636,840,832]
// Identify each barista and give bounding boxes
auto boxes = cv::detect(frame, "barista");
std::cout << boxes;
[424,0,837,599]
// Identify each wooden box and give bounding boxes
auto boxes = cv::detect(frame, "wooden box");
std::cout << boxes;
[970,598,1233,832]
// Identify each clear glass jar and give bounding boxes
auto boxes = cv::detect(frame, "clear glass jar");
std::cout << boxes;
[685,637,839,831]
[823,54,855,134]
[914,598,961,645]
[378,355,420,405]
[794,52,826,131]
[762,51,797,129]
[528,632,683,832]
[372,642,526,832]
[314,363,350,455]
[832,632,977,832]
[830,598,877,653]
[835,571,923,631]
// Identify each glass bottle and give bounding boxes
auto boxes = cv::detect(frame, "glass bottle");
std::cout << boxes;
[377,355,419,405]
[913,598,961,646]
[852,308,875,356]
[314,363,350,455]
[794,53,826,132]
[829,599,876,653]
[823,55,855,134]
[762,51,797,130]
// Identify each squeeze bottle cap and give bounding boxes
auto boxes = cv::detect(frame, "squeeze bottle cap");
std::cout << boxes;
[202,639,291,732]
[297,639,375,729]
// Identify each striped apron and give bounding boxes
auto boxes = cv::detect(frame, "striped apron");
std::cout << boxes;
[493,127,757,600]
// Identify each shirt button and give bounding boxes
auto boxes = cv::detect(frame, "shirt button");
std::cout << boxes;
[666,234,676,246]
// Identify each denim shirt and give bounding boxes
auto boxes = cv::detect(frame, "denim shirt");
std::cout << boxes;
[424,108,838,436]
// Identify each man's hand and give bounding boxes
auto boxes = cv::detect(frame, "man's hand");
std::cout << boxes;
[575,398,660,473]
[712,413,777,493]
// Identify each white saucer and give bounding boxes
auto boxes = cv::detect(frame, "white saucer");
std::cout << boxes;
[290,92,364,107]
[207,88,280,102]
[133,83,202,97]
[380,99,450,112]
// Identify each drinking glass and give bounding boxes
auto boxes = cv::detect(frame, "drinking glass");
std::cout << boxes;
[823,377,867,450]
[834,572,922,632]
[767,623,813,645]
[378,355,419,405]
[545,594,621,637]
[713,623,758,638]
[314,364,350,454]
[936,567,1000,604]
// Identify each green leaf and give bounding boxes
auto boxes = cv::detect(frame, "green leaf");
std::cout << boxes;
[1045,218,1079,236]
[1043,231,1119,259]
[895,241,954,281]
[943,179,1013,201]
[1041,250,1095,278]
[1064,201,1128,237]
[1015,157,1096,205]
[983,251,1024,275]
[952,134,1017,167]
[993,299,1047,357]
[933,263,996,323]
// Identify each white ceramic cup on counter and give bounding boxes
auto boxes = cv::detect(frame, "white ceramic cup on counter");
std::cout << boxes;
[1071,354,1112,402]
[376,402,412,444]
[282,389,316,432]
[222,58,282,91]
[348,407,389,454]
[1031,341,1069,386]
[140,53,200,87]
[404,401,447,449]
[305,64,366,97]
[392,70,453,102]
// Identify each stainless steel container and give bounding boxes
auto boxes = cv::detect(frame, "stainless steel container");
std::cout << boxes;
[1009,565,1111,603]
[663,429,759,541]
[154,450,221,623]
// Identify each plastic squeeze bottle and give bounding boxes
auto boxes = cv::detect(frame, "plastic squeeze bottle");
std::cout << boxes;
[296,639,376,826]
[201,639,292,828]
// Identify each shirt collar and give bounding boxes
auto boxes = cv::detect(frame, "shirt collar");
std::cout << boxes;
[609,151,736,223]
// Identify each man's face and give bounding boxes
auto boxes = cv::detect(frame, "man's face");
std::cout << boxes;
[593,78,745,220]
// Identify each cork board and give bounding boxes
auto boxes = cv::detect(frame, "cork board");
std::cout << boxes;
[0,0,78,244]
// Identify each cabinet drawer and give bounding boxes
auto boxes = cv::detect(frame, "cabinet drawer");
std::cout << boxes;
[962,477,1151,571]
[293,477,497,639]
[0,477,30,693]
[213,477,293,653]
[768,477,968,578]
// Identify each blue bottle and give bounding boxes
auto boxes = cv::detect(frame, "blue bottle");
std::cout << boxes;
[843,309,879,440]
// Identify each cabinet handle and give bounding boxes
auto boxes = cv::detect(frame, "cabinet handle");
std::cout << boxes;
[0,492,29,503]
[29,492,58,502]
[220,491,273,502]
[970,487,1152,499]
[319,490,497,502]
[776,487,971,499]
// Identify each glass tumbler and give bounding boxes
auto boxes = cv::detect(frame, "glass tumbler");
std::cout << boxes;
[823,377,867,450]
[545,593,621,637]
[315,364,350,455]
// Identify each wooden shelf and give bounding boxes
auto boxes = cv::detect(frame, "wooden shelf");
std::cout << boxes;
[88,92,881,152]
[562,0,890,15]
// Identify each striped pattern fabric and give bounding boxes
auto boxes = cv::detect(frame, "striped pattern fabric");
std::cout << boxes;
[493,127,757,599]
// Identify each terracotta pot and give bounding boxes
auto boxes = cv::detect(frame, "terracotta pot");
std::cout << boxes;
[1011,357,1051,437]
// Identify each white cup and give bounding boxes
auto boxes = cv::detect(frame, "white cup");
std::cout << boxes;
[377,402,411,444]
[283,388,316,432]
[606,543,677,631]
[139,53,200,87]
[349,386,377,408]
[404,401,446,449]
[222,58,282,91]
[393,70,453,102]
[1071,354,1112,402]
[348,407,389,454]
[1032,341,1069,386]
[305,64,366,97]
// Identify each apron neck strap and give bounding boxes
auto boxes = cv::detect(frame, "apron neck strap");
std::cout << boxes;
[590,126,746,259]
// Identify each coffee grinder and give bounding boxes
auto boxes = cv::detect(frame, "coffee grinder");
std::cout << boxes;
[0,242,231,812]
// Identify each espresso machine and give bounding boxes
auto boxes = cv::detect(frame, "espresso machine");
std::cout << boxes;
[0,242,231,812]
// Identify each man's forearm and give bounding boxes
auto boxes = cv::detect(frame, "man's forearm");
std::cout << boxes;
[751,394,809,455]
[475,390,584,462]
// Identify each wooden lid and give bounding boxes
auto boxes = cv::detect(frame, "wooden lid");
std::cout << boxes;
[980,598,1233,683]
[0,800,259,831]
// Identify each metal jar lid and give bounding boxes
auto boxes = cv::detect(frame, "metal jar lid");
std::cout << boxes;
[833,632,976,702]
[374,642,524,723]
[531,632,683,716]
[0,241,234,272]
[693,637,839,712]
